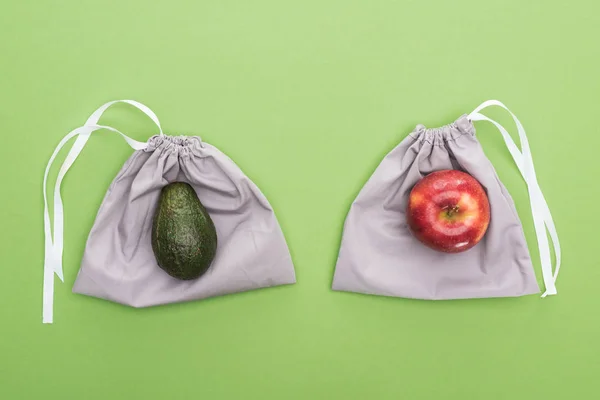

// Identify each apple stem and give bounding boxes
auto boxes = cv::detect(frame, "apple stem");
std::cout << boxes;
[446,205,460,217]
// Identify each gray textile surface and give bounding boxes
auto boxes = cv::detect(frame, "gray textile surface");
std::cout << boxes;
[73,135,296,307]
[332,115,540,299]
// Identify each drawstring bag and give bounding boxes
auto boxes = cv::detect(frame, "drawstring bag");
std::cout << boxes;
[332,100,561,300]
[42,100,296,323]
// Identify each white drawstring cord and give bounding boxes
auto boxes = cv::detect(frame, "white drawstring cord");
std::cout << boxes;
[468,100,561,297]
[43,100,163,323]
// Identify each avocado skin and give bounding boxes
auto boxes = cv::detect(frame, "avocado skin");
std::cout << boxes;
[151,182,218,280]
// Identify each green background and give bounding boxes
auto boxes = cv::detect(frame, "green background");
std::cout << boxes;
[1,1,598,399]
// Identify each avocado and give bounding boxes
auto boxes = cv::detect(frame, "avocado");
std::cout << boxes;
[151,182,218,280]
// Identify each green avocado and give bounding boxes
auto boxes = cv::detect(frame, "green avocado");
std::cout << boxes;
[151,182,218,280]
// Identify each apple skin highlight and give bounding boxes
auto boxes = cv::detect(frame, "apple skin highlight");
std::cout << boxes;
[406,170,490,253]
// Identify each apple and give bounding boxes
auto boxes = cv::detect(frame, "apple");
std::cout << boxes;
[406,170,490,253]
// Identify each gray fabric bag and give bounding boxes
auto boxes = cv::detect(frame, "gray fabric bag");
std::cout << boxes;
[333,100,561,300]
[42,100,296,323]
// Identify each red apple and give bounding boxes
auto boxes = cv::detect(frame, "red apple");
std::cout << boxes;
[406,170,490,253]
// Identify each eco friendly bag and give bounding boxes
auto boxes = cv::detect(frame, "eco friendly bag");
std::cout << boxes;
[42,100,296,323]
[332,100,561,299]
